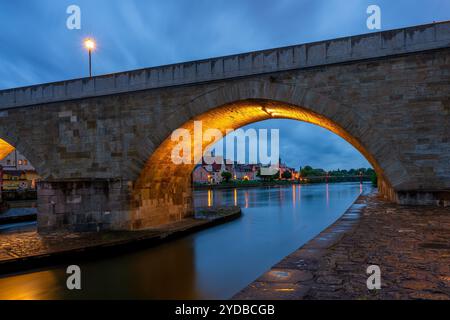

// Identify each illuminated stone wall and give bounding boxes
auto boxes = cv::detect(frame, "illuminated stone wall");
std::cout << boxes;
[0,139,14,160]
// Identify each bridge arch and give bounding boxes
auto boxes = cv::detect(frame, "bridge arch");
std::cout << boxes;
[129,80,399,229]
[0,22,447,232]
[0,136,42,208]
[0,135,47,179]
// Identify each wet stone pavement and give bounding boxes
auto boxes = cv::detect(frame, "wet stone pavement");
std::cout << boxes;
[234,192,450,300]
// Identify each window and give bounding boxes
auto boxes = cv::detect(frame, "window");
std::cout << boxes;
[18,160,23,165]
[23,160,28,165]
[6,160,11,165]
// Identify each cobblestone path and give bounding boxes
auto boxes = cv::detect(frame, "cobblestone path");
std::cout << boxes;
[235,193,450,300]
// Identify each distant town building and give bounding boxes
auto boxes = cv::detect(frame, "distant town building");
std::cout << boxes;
[233,164,258,181]
[277,159,298,179]
[0,150,34,171]
[0,150,39,190]
[192,156,233,184]
[192,157,297,184]
[192,165,211,184]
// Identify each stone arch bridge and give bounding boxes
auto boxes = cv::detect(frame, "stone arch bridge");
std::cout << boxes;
[0,22,449,232]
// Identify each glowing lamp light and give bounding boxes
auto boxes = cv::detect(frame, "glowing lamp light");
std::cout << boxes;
[83,38,96,77]
[84,38,96,51]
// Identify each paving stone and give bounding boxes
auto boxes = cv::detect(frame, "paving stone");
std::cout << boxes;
[234,281,311,300]
[234,192,450,300]
[258,269,314,283]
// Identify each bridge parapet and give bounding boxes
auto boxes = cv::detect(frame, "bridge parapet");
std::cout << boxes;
[0,21,449,110]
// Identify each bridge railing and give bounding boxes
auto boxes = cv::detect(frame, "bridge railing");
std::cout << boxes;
[0,21,449,110]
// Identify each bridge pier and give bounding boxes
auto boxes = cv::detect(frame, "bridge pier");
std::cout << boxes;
[36,178,195,232]
[0,21,447,232]
[396,191,450,207]
[129,179,194,230]
[37,179,133,232]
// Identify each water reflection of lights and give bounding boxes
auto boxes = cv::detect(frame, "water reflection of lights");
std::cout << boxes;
[298,184,301,204]
[234,188,237,206]
[292,184,296,207]
[0,270,60,300]
[326,183,329,207]
[207,189,213,207]
[275,288,296,292]
[244,191,249,208]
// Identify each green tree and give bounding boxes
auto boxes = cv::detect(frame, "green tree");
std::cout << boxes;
[221,171,232,183]
[370,171,377,187]
[271,170,280,181]
[300,165,313,177]
[281,170,292,180]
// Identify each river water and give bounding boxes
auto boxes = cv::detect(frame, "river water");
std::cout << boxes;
[0,182,369,300]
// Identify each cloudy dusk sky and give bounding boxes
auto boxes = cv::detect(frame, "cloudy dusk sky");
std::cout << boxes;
[1,0,448,170]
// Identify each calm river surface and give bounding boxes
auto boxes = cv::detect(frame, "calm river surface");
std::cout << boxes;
[0,182,369,299]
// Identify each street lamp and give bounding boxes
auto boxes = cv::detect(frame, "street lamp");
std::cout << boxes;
[84,38,96,77]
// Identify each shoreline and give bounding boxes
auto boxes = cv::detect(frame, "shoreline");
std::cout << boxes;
[233,189,369,299]
[233,190,450,300]
[0,213,36,225]
[194,180,372,191]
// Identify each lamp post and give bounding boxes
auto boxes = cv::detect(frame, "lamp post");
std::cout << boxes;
[84,38,96,77]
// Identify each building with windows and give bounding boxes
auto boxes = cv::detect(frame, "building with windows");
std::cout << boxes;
[0,150,34,171]
[192,157,297,184]
[233,164,258,181]
[192,156,234,184]
[277,160,297,180]
[0,150,39,190]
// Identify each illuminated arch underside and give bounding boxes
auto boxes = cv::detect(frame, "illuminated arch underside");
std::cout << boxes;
[139,99,384,183]
[0,139,15,160]
[130,100,389,227]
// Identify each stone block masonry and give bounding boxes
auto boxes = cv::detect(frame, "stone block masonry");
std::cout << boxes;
[0,21,448,231]
[37,180,132,232]
[1,22,449,110]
